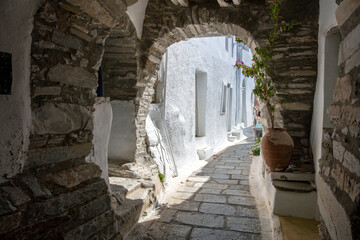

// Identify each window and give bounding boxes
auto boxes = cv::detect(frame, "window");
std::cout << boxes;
[195,71,207,137]
[220,84,227,115]
[0,52,12,95]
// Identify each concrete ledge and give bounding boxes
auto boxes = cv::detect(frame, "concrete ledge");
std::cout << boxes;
[264,166,319,220]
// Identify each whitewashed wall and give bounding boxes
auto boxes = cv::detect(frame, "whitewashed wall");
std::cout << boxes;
[151,36,255,174]
[310,0,339,180]
[108,100,137,164]
[0,0,42,183]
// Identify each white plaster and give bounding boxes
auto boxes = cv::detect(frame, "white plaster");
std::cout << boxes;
[0,0,42,183]
[155,36,254,174]
[310,0,338,181]
[126,0,149,39]
[108,100,137,163]
[86,98,112,186]
[263,164,320,220]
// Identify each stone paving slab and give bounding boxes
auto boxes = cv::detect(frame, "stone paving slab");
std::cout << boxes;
[175,211,224,228]
[190,228,261,240]
[199,202,236,216]
[128,140,268,239]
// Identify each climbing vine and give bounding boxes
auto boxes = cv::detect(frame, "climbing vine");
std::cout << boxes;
[234,0,296,129]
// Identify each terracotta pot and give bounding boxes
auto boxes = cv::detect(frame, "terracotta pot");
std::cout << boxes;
[261,128,294,172]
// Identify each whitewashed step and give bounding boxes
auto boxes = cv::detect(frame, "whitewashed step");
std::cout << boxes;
[197,147,213,160]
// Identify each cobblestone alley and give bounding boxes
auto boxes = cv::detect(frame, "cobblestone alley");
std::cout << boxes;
[126,135,272,240]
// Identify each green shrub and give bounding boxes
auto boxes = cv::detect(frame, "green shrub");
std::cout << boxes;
[158,172,165,183]
[251,137,261,156]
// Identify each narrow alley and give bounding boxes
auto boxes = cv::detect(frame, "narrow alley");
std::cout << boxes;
[126,129,272,239]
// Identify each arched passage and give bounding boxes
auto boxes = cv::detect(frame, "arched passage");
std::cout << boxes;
[0,0,319,238]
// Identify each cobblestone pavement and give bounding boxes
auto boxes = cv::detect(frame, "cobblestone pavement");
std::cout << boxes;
[126,139,267,240]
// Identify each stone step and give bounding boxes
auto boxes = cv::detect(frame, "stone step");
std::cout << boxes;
[114,187,152,236]
[228,136,236,142]
[109,177,143,205]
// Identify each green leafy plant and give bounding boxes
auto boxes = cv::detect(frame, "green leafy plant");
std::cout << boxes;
[158,172,165,183]
[251,137,261,156]
[234,0,296,129]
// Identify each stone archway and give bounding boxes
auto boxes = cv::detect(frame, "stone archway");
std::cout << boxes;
[0,0,319,239]
[135,0,319,171]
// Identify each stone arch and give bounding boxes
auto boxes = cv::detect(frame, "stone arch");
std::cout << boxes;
[134,0,319,170]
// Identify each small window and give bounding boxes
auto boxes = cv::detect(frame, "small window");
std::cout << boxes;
[225,37,228,52]
[220,84,227,115]
[0,52,12,95]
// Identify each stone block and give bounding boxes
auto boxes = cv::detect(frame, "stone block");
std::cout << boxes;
[168,199,200,211]
[64,210,115,240]
[32,102,92,135]
[198,188,222,195]
[51,30,83,50]
[338,23,360,64]
[47,64,97,88]
[0,212,21,234]
[74,195,111,223]
[336,0,360,26]
[66,0,118,27]
[332,140,345,162]
[211,179,238,185]
[194,194,226,203]
[334,76,352,103]
[175,211,224,228]
[237,206,259,218]
[45,163,101,188]
[1,186,31,206]
[21,175,52,198]
[226,216,261,233]
[343,151,360,177]
[345,48,360,74]
[228,196,254,206]
[199,203,236,216]
[24,180,107,223]
[282,102,311,111]
[194,182,228,190]
[33,86,61,97]
[190,228,256,240]
[0,199,16,215]
[222,189,251,197]
[272,180,315,193]
[25,143,92,168]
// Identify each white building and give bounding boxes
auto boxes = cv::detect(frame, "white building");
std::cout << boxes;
[146,36,255,180]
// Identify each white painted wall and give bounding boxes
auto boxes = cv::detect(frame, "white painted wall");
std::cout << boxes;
[126,0,149,39]
[108,100,137,164]
[154,36,255,173]
[310,0,339,180]
[0,0,42,183]
[86,97,112,185]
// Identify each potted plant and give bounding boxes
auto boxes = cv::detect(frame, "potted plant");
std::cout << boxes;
[235,0,295,172]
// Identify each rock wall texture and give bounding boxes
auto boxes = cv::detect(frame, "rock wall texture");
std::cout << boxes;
[0,0,120,238]
[318,0,360,239]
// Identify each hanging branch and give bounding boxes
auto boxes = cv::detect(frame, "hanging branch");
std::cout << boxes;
[234,0,296,129]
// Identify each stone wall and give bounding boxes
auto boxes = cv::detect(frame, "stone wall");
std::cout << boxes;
[135,0,319,170]
[318,0,360,239]
[0,0,120,238]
